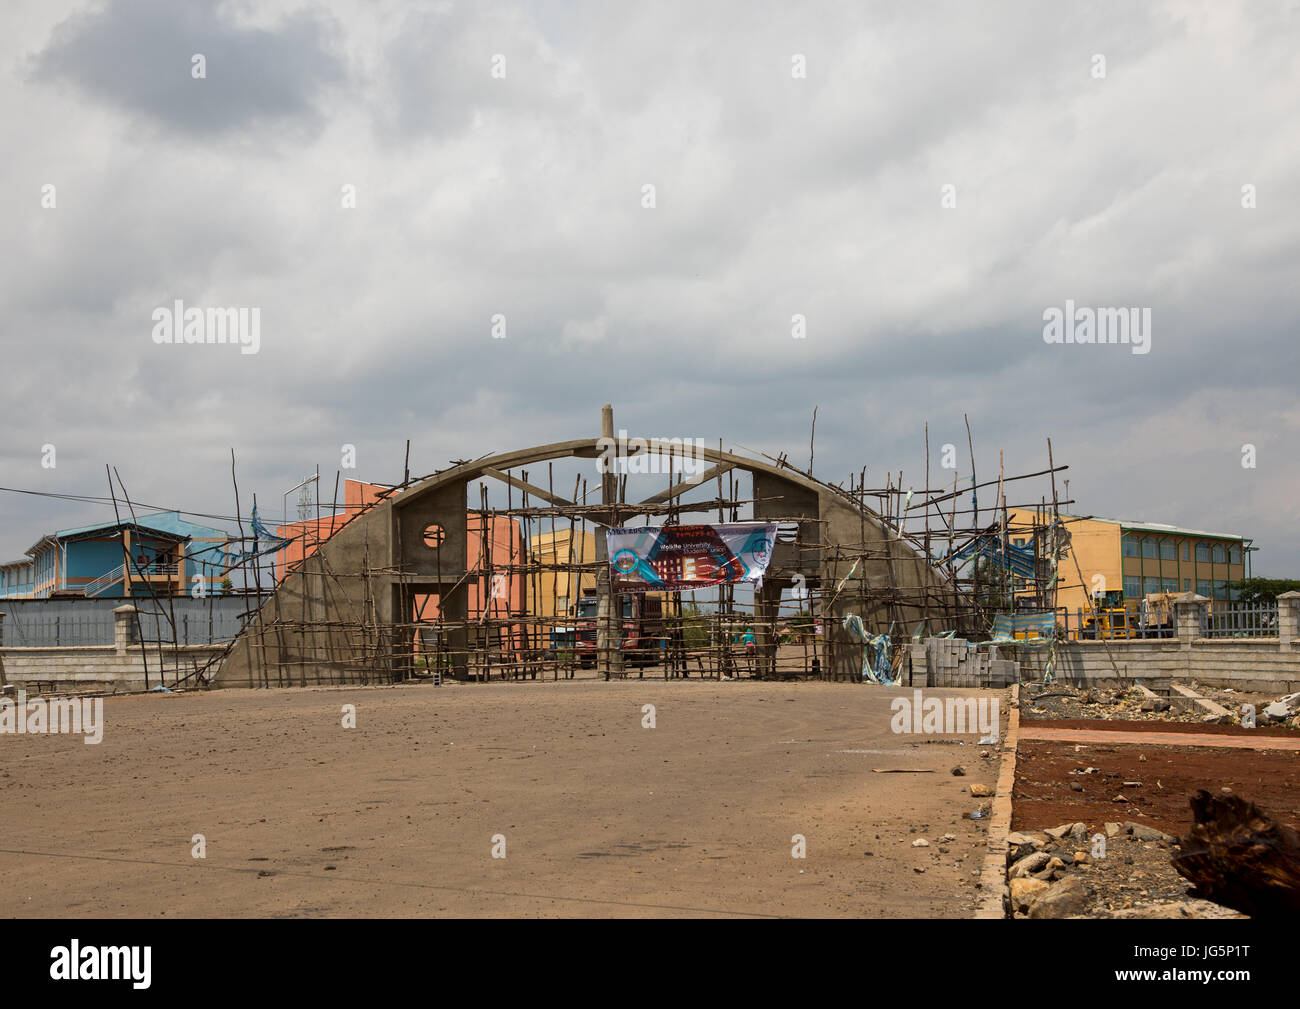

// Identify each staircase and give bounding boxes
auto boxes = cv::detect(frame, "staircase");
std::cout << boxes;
[84,564,125,597]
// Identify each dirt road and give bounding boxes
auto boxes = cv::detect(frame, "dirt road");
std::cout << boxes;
[2,680,1000,917]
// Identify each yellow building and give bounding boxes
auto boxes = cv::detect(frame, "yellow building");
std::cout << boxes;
[528,528,598,620]
[1007,511,1251,614]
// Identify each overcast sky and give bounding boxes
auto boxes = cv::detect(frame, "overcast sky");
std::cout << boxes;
[2,0,1297,573]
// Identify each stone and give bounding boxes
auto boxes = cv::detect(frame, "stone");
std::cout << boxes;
[1105,822,1123,837]
[969,783,994,797]
[1128,824,1173,843]
[1044,824,1072,839]
[912,838,930,847]
[1263,692,1300,721]
[1009,851,1051,878]
[1046,856,1066,870]
[951,765,967,776]
[1009,877,1049,912]
[1068,822,1088,841]
[1027,876,1091,919]
[1073,851,1089,864]
[1007,842,1036,865]
[1070,782,1083,792]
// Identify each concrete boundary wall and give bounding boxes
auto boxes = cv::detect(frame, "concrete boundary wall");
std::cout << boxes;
[1006,594,1300,694]
[0,607,224,693]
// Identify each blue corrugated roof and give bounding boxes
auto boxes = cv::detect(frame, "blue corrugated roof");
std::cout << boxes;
[26,511,229,557]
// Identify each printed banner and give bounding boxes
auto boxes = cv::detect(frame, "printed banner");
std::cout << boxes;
[606,523,779,592]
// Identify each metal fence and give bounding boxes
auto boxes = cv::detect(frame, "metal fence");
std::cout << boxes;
[1065,607,1175,640]
[1203,602,1278,639]
[0,611,115,646]
[1,597,250,648]
[133,608,246,646]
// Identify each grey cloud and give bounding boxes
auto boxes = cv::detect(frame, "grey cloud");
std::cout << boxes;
[31,0,345,136]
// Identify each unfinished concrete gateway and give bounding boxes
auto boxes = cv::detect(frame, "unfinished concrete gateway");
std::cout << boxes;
[214,409,960,687]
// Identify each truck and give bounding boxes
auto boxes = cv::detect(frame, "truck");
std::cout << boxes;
[572,589,664,668]
[1138,592,1178,637]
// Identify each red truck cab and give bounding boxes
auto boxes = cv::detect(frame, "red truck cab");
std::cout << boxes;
[574,591,664,668]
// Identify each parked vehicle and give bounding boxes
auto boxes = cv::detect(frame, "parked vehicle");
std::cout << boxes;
[1080,590,1135,639]
[573,590,664,668]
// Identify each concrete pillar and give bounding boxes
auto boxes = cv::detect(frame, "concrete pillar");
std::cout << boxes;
[1276,591,1300,651]
[1174,594,1208,648]
[596,403,624,679]
[113,604,137,655]
[753,580,782,679]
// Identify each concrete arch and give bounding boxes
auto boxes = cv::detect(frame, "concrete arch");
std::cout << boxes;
[214,434,957,686]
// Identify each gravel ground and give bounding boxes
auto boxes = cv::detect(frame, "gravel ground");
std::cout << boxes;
[0,679,1001,918]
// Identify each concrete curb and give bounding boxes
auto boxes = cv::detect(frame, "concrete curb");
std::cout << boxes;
[974,682,1019,919]
[1170,681,1232,718]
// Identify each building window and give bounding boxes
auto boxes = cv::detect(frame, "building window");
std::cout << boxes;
[1213,580,1228,600]
[1229,545,1241,565]
[1197,579,1212,597]
[1160,540,1176,561]
[1182,542,1189,561]
[1162,578,1177,593]
[1212,543,1227,564]
[1142,538,1159,560]
[1122,536,1140,558]
[1123,576,1141,599]
[1142,576,1160,596]
[1228,585,1241,601]
[1195,542,1210,563]
[1183,579,1190,592]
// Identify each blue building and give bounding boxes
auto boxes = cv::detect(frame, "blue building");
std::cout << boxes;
[0,511,231,599]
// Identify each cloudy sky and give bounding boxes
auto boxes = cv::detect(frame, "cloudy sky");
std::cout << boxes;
[1,0,1297,572]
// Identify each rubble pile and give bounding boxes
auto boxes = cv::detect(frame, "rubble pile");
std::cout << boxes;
[1003,820,1244,919]
[1021,687,1200,723]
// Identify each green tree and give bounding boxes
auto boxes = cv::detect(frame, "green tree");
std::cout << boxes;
[1231,578,1300,603]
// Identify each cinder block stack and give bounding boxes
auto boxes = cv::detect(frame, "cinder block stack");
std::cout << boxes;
[920,636,1018,688]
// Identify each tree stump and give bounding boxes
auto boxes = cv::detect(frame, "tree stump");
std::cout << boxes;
[1172,790,1300,918]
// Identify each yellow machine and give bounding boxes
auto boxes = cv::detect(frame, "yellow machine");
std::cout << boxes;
[1080,590,1135,639]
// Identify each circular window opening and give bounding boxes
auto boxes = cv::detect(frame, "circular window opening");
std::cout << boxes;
[422,523,446,548]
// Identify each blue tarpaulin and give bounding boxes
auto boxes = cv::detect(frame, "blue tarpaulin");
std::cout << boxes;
[989,612,1057,644]
[950,533,1038,579]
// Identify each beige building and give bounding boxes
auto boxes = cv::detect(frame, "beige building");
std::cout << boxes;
[1008,511,1251,613]
[528,528,598,620]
